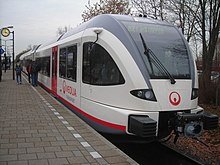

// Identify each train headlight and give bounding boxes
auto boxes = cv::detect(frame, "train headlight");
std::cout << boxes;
[144,90,154,100]
[137,91,143,98]
[130,89,157,101]
[191,88,198,100]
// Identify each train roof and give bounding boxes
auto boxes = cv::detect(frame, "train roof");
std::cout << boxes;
[19,50,31,60]
[19,44,41,61]
[60,14,171,40]
[37,14,173,50]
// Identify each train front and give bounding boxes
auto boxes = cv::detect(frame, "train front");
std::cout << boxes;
[119,17,219,141]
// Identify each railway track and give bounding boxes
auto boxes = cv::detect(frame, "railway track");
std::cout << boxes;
[115,142,202,165]
[162,143,204,165]
[103,135,203,165]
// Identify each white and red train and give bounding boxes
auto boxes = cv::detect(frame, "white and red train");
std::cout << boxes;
[20,14,218,142]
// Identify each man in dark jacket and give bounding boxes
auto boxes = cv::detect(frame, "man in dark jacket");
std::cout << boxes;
[31,61,41,86]
[15,64,22,84]
[31,61,37,86]
[26,62,32,83]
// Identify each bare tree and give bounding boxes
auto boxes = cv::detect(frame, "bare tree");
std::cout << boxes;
[197,0,220,103]
[166,0,199,42]
[82,0,130,22]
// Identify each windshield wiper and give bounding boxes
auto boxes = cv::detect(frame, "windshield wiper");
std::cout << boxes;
[139,33,176,84]
[139,33,154,75]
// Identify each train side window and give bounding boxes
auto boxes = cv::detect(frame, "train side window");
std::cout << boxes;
[36,57,50,77]
[67,45,77,82]
[59,48,67,78]
[83,42,125,86]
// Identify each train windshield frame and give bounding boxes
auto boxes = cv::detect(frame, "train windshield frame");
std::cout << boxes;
[122,21,191,79]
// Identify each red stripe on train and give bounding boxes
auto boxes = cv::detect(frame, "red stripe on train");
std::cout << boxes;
[38,82,126,131]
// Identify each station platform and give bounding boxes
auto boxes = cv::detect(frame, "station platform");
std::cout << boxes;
[0,70,137,165]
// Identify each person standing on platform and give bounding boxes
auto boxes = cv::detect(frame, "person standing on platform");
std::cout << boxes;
[26,62,32,83]
[0,61,2,82]
[4,54,7,73]
[15,63,22,84]
[31,61,38,86]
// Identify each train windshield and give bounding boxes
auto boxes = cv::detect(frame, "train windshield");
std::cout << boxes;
[122,21,191,79]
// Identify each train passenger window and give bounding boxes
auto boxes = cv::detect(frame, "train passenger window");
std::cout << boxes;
[36,57,50,77]
[67,46,77,82]
[83,42,125,86]
[59,45,77,82]
[59,48,67,78]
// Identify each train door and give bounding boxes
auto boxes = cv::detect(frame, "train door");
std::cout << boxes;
[52,46,58,95]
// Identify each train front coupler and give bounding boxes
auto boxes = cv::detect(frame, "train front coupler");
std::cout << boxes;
[173,110,219,143]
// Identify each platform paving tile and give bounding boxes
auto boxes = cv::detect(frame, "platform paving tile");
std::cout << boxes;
[1,134,16,139]
[55,151,74,158]
[0,70,137,165]
[9,137,26,143]
[48,158,69,165]
[27,147,44,153]
[8,160,28,165]
[9,148,26,155]
[105,156,130,164]
[0,149,8,155]
[28,159,49,165]
[18,153,37,160]
[0,139,9,144]
[67,156,89,164]
[17,142,34,148]
[0,155,17,161]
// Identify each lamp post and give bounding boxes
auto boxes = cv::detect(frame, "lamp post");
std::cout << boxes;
[12,30,15,80]
[0,34,2,82]
[1,26,14,80]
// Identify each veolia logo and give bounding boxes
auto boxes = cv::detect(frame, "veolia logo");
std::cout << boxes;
[169,92,181,106]
[62,80,77,96]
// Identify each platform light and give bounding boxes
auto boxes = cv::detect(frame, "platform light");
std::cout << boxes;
[0,26,15,80]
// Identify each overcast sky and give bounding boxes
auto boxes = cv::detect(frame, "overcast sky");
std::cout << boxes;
[0,0,98,55]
